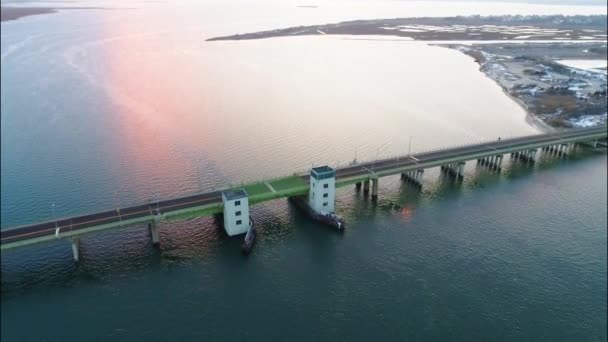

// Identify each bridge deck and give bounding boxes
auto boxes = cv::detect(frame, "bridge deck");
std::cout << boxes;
[2,125,606,250]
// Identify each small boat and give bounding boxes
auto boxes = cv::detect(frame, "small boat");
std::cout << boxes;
[241,217,256,255]
[289,196,345,231]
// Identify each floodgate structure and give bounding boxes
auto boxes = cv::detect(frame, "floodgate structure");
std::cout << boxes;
[1,125,606,261]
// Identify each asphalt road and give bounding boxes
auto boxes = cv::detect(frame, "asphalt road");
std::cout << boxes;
[2,125,605,245]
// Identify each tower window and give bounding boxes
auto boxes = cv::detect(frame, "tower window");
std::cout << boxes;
[323,202,328,207]
[323,193,328,198]
[235,200,241,206]
[323,184,329,189]
[236,220,242,225]
[235,211,241,216]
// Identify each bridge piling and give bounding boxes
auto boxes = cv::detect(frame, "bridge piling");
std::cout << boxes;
[416,169,424,186]
[71,237,80,262]
[371,178,379,200]
[479,156,500,171]
[404,169,424,187]
[356,182,362,191]
[363,180,370,194]
[457,162,465,178]
[523,150,535,163]
[562,144,569,156]
[149,222,160,245]
[445,163,453,175]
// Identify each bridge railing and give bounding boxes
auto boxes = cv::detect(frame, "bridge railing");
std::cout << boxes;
[344,135,516,170]
[343,127,606,169]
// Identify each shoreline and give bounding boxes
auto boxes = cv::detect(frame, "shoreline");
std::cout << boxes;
[498,77,558,134]
[206,15,607,42]
[1,6,56,22]
[447,42,607,129]
[457,49,561,133]
[1,6,115,22]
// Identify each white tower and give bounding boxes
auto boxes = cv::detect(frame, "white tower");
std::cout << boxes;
[222,189,250,236]
[308,166,336,214]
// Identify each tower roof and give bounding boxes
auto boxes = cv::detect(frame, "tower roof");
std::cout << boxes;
[222,189,248,201]
[311,166,335,180]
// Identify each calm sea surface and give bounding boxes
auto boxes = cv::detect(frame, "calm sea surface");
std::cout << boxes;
[1,1,606,341]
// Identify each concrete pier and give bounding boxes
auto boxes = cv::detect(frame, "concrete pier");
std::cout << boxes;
[527,149,537,163]
[479,156,500,171]
[403,169,424,188]
[363,180,370,194]
[149,222,160,245]
[456,161,465,178]
[71,238,80,262]
[442,162,464,179]
[371,178,379,200]
[355,182,362,191]
[416,169,424,186]
[514,150,536,164]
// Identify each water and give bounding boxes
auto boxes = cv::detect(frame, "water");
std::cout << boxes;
[1,1,607,341]
[556,59,608,73]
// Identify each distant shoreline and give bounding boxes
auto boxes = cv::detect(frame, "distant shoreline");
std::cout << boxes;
[206,15,607,42]
[1,6,56,22]
[1,6,116,22]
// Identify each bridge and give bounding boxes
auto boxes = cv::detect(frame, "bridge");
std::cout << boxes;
[1,125,606,260]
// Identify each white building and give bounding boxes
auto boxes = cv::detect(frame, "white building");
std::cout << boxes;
[221,189,249,236]
[308,166,336,214]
